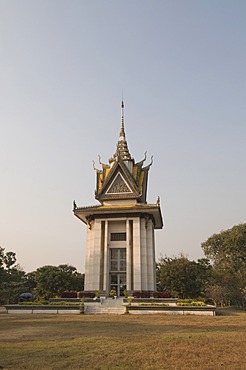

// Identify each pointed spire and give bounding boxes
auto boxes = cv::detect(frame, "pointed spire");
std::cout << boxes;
[120,100,125,138]
[114,100,132,161]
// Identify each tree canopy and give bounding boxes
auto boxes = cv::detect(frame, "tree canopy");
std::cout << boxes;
[0,247,27,304]
[201,223,246,267]
[0,246,84,303]
[201,223,246,306]
[30,264,84,300]
[157,254,212,299]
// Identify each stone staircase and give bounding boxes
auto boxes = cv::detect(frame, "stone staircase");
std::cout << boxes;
[84,298,126,315]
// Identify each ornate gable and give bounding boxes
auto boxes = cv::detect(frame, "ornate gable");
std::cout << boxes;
[95,159,141,203]
[106,173,132,194]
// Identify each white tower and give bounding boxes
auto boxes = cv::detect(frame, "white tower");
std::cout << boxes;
[74,102,163,296]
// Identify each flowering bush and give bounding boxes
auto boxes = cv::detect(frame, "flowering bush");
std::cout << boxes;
[133,291,151,298]
[60,291,77,298]
[78,291,96,298]
[177,299,206,306]
[153,291,171,298]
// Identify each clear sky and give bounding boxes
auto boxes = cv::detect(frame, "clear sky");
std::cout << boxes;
[1,1,245,273]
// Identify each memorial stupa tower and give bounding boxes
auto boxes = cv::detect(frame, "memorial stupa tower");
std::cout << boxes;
[74,101,163,296]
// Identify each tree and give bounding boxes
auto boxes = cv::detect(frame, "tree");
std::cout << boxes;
[157,254,212,299]
[0,247,27,304]
[201,223,246,267]
[32,264,84,300]
[201,223,246,307]
[0,247,85,303]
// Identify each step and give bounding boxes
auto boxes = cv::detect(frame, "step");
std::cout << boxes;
[84,305,126,315]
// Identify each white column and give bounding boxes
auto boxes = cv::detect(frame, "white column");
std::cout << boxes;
[91,219,102,290]
[152,225,156,291]
[85,220,96,291]
[85,219,101,291]
[84,222,92,291]
[140,218,148,290]
[146,221,156,291]
[103,220,109,293]
[132,218,141,291]
[126,219,132,291]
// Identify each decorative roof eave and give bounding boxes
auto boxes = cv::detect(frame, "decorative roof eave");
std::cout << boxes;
[73,203,163,229]
[93,156,110,174]
[135,151,147,167]
[92,160,102,173]
[142,156,153,172]
[98,155,110,169]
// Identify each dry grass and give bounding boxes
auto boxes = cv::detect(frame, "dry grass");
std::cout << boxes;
[0,309,246,369]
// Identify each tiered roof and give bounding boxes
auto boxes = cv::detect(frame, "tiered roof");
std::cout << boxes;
[94,101,153,204]
[74,101,163,229]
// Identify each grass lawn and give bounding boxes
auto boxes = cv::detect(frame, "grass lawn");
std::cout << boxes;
[0,308,246,369]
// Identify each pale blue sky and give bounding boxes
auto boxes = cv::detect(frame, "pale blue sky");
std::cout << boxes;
[1,1,245,272]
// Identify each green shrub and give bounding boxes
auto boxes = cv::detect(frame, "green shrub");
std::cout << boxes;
[123,289,128,298]
[49,301,80,306]
[19,301,80,306]
[79,302,84,314]
[177,299,206,306]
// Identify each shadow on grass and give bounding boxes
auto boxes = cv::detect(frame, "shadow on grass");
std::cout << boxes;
[216,307,245,316]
